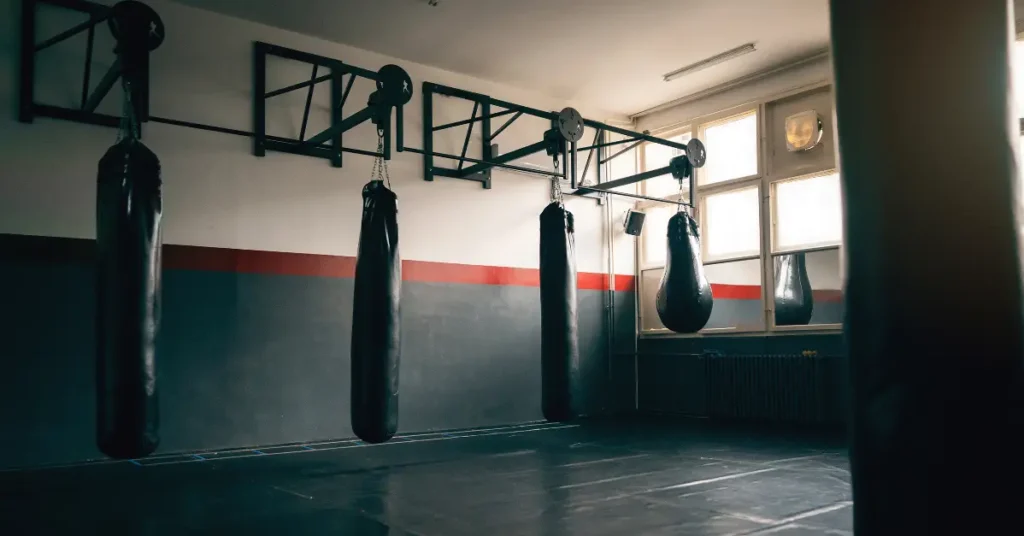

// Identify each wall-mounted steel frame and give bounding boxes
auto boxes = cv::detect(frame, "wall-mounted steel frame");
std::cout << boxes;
[19,0,154,131]
[253,42,410,167]
[396,81,702,206]
[396,82,576,190]
[19,1,410,168]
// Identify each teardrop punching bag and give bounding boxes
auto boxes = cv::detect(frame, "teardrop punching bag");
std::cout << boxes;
[539,202,580,422]
[351,180,401,444]
[95,135,163,460]
[774,253,813,326]
[656,211,713,333]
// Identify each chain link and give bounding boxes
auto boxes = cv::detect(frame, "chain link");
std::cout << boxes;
[118,80,139,143]
[550,153,563,204]
[371,128,392,189]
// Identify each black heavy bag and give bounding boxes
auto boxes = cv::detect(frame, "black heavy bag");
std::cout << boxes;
[96,138,163,459]
[774,253,813,326]
[539,202,580,422]
[656,211,713,333]
[351,180,401,444]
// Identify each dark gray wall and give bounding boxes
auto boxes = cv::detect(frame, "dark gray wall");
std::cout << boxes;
[0,235,635,469]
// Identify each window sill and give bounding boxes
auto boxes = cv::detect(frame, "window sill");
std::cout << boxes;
[639,325,842,339]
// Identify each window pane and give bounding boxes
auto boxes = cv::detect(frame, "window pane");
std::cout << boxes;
[773,249,844,326]
[641,206,675,266]
[700,112,758,185]
[639,259,765,332]
[774,172,843,251]
[705,258,765,330]
[643,133,691,198]
[704,186,760,260]
[639,267,666,331]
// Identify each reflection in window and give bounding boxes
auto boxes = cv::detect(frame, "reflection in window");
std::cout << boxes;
[643,133,692,198]
[705,259,764,330]
[773,172,843,251]
[703,186,760,261]
[699,111,758,186]
[773,248,844,326]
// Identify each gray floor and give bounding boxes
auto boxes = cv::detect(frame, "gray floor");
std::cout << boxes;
[0,421,851,535]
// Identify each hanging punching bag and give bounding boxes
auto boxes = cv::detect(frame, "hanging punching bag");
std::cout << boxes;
[774,253,813,326]
[539,202,580,422]
[95,137,163,460]
[656,211,713,333]
[351,180,401,444]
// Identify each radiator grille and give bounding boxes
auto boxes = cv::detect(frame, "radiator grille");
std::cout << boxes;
[704,354,845,426]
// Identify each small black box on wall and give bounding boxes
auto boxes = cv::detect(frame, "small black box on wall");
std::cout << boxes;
[624,210,646,236]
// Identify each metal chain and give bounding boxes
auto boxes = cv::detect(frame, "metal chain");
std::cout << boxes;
[550,153,563,204]
[118,80,139,143]
[371,128,392,189]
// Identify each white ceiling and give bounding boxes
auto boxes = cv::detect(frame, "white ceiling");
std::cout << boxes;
[171,0,831,117]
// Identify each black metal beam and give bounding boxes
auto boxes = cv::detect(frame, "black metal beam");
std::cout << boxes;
[340,73,356,107]
[36,103,118,127]
[298,65,317,141]
[457,139,549,177]
[433,109,515,132]
[38,0,106,14]
[489,111,522,142]
[265,73,331,99]
[403,146,563,179]
[253,42,266,156]
[19,0,36,123]
[303,105,375,146]
[457,102,479,171]
[584,165,673,192]
[34,13,106,51]
[601,139,644,165]
[427,82,559,122]
[577,134,641,152]
[579,129,600,187]
[80,19,94,109]
[570,187,692,207]
[83,59,120,113]
[329,67,343,167]
[583,119,688,152]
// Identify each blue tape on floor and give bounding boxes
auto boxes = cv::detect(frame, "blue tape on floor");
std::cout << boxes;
[252,450,265,455]
[192,454,206,461]
[301,446,314,451]
[128,460,142,467]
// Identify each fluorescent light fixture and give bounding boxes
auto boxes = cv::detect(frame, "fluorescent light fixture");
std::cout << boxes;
[663,43,757,82]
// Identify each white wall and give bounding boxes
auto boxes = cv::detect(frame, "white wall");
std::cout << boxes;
[0,0,634,275]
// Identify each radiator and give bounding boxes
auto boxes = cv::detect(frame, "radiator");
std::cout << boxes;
[704,353,846,426]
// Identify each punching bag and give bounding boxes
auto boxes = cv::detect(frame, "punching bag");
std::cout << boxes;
[656,211,713,333]
[351,180,401,443]
[539,202,579,422]
[774,253,813,325]
[95,137,163,460]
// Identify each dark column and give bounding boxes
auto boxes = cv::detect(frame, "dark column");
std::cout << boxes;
[830,1,1024,534]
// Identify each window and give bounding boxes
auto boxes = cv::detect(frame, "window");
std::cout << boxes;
[642,132,691,199]
[698,111,758,185]
[772,172,843,252]
[702,185,761,262]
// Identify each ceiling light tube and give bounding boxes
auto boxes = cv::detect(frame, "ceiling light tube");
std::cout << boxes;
[663,43,757,82]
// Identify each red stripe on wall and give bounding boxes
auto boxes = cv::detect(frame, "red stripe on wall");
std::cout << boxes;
[0,234,636,291]
[710,284,762,300]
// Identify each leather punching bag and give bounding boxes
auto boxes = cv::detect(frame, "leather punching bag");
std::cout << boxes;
[95,137,163,459]
[774,253,813,325]
[656,211,713,333]
[351,180,401,443]
[539,202,579,422]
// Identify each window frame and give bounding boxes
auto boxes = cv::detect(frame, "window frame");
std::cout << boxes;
[636,80,844,338]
